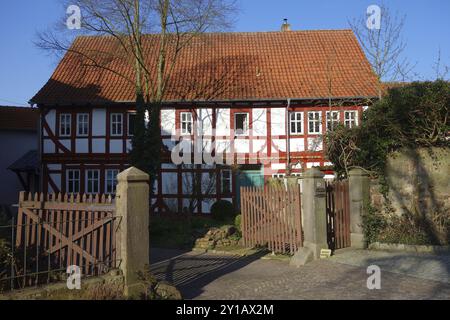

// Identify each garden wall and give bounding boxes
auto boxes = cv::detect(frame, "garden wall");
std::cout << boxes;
[370,147,450,218]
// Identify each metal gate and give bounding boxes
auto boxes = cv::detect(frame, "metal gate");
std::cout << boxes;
[326,180,351,251]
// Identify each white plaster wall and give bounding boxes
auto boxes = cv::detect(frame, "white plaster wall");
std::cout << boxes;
[271,163,286,170]
[92,108,106,136]
[44,110,56,136]
[109,140,122,153]
[252,109,267,136]
[43,139,54,154]
[196,108,213,136]
[92,138,105,153]
[235,139,250,153]
[47,164,61,171]
[161,172,178,195]
[271,138,286,152]
[307,137,323,151]
[59,139,71,153]
[216,109,230,136]
[75,139,89,153]
[49,173,61,192]
[161,109,176,136]
[271,108,285,136]
[290,138,305,152]
[252,140,267,154]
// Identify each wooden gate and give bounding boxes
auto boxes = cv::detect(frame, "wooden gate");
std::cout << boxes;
[241,184,302,255]
[326,180,351,250]
[13,191,118,287]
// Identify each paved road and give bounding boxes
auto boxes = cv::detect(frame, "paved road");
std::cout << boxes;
[150,248,450,300]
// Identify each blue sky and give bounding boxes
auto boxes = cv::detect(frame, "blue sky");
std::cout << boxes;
[0,0,449,107]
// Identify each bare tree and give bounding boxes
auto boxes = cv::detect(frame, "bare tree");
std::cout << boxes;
[349,4,414,97]
[36,0,237,189]
[432,48,450,80]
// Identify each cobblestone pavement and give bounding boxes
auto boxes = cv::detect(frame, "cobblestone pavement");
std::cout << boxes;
[330,248,450,284]
[150,248,450,300]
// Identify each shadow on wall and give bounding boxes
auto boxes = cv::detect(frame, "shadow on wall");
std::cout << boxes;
[375,147,450,245]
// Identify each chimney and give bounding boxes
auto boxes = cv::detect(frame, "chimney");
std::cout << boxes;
[281,19,291,32]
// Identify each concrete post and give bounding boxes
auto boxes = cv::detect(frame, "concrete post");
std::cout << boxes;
[290,168,328,267]
[115,167,150,298]
[348,168,370,248]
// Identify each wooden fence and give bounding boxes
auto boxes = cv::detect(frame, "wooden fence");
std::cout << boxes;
[2,191,118,290]
[326,180,351,250]
[241,184,302,255]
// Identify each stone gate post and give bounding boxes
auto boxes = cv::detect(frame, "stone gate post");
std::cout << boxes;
[115,167,150,298]
[290,168,328,267]
[348,168,370,248]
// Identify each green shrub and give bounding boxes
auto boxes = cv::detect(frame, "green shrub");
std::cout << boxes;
[211,200,236,222]
[234,214,242,232]
[361,205,387,245]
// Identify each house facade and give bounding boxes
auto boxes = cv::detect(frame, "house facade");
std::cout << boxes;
[31,29,378,214]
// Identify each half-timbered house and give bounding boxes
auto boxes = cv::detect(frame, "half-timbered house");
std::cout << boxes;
[31,28,379,214]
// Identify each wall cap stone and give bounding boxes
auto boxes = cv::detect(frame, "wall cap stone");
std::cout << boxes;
[303,168,325,179]
[348,168,370,177]
[117,167,149,182]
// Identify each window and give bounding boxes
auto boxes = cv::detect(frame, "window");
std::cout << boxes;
[290,112,303,134]
[86,169,100,194]
[221,170,232,194]
[326,111,340,131]
[59,114,71,137]
[111,113,123,136]
[344,111,358,128]
[180,112,192,135]
[308,111,322,134]
[234,113,249,135]
[77,113,89,136]
[272,174,285,179]
[66,169,80,193]
[128,113,136,136]
[105,169,119,194]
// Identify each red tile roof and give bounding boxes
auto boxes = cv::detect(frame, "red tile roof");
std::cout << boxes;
[31,30,379,105]
[0,106,39,131]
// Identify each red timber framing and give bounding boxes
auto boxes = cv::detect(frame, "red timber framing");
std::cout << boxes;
[39,100,366,214]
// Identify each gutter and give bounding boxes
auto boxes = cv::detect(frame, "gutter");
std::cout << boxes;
[286,98,291,176]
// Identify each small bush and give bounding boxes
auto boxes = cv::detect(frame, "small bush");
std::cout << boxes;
[234,214,242,232]
[211,200,236,222]
[362,204,387,245]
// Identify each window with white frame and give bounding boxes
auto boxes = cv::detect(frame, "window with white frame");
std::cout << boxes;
[77,113,89,136]
[290,112,303,134]
[326,111,340,131]
[105,169,119,194]
[110,113,123,136]
[234,113,249,135]
[272,173,285,179]
[127,113,136,136]
[66,169,80,193]
[308,111,322,134]
[344,111,358,128]
[180,112,193,135]
[59,113,71,137]
[221,170,232,194]
[86,169,100,194]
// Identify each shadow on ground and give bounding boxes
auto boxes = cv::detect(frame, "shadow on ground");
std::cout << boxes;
[150,248,267,299]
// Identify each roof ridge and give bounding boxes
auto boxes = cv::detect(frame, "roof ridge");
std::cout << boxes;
[74,29,354,39]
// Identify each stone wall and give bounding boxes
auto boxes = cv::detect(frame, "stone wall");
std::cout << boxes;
[370,147,450,217]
